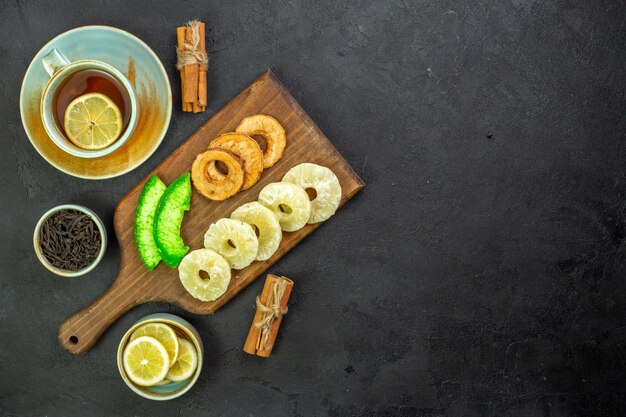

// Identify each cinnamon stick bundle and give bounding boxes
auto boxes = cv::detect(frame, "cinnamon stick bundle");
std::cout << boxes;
[244,275,293,357]
[176,20,207,112]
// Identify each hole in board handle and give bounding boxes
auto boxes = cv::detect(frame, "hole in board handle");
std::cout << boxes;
[69,336,79,344]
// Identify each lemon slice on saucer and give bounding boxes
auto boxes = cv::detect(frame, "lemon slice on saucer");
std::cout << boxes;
[64,92,123,150]
[166,337,198,382]
[130,322,180,366]
[122,336,170,386]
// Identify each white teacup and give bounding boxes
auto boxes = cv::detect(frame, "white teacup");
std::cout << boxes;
[40,48,138,158]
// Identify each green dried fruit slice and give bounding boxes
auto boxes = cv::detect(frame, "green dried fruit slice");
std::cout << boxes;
[154,172,192,268]
[134,175,167,270]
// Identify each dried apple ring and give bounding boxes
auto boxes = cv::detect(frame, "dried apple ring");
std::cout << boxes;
[207,133,264,190]
[191,149,244,201]
[235,114,286,168]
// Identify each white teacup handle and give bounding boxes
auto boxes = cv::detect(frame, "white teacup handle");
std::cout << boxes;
[42,48,70,77]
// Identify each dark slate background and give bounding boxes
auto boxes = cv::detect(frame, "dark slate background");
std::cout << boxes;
[1,0,625,416]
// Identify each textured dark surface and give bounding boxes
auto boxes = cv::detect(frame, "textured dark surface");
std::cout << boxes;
[1,0,626,416]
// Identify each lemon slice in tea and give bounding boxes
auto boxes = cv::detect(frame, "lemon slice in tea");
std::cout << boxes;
[166,337,198,382]
[63,92,123,150]
[130,322,180,366]
[122,336,170,386]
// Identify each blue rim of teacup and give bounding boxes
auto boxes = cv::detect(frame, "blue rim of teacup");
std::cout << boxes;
[39,58,139,159]
[33,204,107,277]
[116,313,204,401]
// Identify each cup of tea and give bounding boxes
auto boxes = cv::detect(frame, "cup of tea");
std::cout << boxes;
[40,48,138,158]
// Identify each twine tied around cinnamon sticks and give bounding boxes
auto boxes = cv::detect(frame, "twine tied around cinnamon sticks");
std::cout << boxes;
[176,20,208,70]
[254,280,289,351]
[244,275,294,357]
[176,20,207,112]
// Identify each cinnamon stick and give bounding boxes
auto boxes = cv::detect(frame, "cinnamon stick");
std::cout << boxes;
[182,25,199,107]
[244,274,293,357]
[176,27,192,112]
[194,21,207,112]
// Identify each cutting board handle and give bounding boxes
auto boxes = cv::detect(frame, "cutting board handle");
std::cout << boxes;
[57,279,139,354]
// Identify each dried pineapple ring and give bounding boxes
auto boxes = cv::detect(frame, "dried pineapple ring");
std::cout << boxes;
[230,202,282,261]
[258,182,312,232]
[282,163,342,223]
[191,149,244,201]
[204,218,259,269]
[178,249,231,302]
[235,114,286,168]
[207,133,264,190]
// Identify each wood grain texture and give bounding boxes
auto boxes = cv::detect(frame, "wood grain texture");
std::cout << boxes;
[58,71,364,354]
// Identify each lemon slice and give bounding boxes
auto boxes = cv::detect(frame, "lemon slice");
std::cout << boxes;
[130,323,180,366]
[166,337,198,382]
[152,378,173,386]
[122,336,170,386]
[63,92,123,150]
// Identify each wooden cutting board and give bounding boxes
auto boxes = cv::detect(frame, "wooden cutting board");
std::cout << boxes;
[58,71,364,354]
